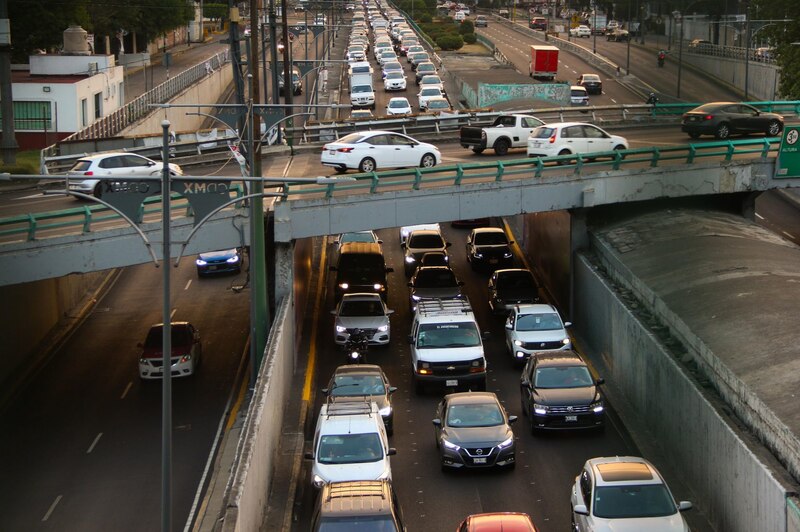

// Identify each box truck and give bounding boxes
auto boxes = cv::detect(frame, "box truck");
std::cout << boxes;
[529,45,559,80]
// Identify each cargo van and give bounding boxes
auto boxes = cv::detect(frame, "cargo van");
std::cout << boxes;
[331,242,393,300]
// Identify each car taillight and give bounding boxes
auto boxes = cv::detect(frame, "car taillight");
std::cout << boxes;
[548,132,557,143]
[83,171,94,176]
[703,114,714,120]
[337,147,354,153]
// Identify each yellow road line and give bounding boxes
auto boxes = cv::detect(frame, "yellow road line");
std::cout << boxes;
[302,237,328,402]
[226,364,250,432]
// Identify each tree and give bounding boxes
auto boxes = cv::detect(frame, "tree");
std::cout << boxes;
[759,0,800,98]
[204,3,228,24]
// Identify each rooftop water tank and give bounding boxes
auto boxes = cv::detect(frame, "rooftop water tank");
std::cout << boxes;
[62,25,91,55]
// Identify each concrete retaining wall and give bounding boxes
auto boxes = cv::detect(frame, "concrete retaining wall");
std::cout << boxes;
[679,53,781,101]
[573,251,795,532]
[220,295,295,532]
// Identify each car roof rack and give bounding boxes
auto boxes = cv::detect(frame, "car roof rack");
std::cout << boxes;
[416,299,473,316]
[323,396,376,418]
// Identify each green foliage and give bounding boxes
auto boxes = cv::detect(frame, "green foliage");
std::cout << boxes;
[436,34,464,50]
[0,150,40,175]
[459,20,474,35]
[759,0,800,98]
[419,13,433,23]
[463,32,477,44]
[204,3,228,21]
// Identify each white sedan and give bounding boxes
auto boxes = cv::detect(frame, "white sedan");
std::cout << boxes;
[386,97,413,116]
[321,130,442,174]
[526,122,628,161]
[417,86,445,111]
[383,70,407,91]
[570,25,592,38]
[67,152,183,198]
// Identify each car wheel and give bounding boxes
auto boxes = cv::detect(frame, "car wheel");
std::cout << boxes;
[93,182,103,199]
[715,123,731,140]
[472,147,484,154]
[420,153,437,168]
[493,138,510,156]
[359,157,376,173]
[688,132,701,139]
[767,120,783,136]
[557,149,572,165]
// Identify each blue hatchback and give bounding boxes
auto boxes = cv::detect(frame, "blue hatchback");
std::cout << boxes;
[196,249,242,276]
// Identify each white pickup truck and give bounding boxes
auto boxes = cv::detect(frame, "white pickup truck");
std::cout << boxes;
[459,114,545,155]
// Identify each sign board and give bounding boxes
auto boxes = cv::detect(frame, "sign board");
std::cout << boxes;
[775,125,800,179]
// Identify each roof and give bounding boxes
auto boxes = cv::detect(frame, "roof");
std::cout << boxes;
[587,456,662,486]
[464,512,538,532]
[338,242,384,255]
[513,303,557,314]
[531,350,585,367]
[12,71,89,84]
[320,480,394,517]
[444,391,498,404]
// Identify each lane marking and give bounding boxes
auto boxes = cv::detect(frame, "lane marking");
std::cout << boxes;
[42,495,62,521]
[184,279,192,291]
[302,238,329,402]
[87,432,103,454]
[225,370,249,432]
[610,98,617,104]
[755,213,765,220]
[170,308,177,319]
[782,230,795,240]
[120,381,132,400]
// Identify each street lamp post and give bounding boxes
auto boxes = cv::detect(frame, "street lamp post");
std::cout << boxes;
[159,120,173,532]
[743,0,751,100]
[677,10,684,98]
[592,10,597,54]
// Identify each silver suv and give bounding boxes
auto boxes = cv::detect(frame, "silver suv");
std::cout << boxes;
[504,304,572,363]
[331,293,394,346]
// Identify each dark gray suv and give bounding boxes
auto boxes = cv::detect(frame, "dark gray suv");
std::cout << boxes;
[311,480,406,531]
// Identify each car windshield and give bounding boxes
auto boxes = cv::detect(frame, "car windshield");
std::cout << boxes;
[572,89,587,97]
[340,232,376,244]
[421,253,447,266]
[331,374,386,396]
[352,85,373,94]
[420,88,441,97]
[384,62,402,71]
[418,64,435,73]
[531,127,555,139]
[417,322,481,348]
[582,75,601,82]
[421,76,441,84]
[516,312,562,331]
[534,366,593,389]
[144,325,192,349]
[337,254,385,274]
[317,516,399,531]
[317,433,383,464]
[447,403,504,427]
[339,299,384,316]
[389,100,408,108]
[386,71,403,79]
[497,272,535,290]
[474,232,508,245]
[414,269,458,288]
[408,233,444,248]
[427,100,449,110]
[592,484,678,519]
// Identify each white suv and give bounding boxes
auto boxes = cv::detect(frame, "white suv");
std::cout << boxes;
[306,401,396,488]
[504,304,571,362]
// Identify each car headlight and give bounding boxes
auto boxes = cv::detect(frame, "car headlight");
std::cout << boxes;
[312,474,326,488]
[379,405,392,416]
[497,436,513,449]
[373,283,383,290]
[405,256,416,263]
[338,283,349,289]
[514,339,523,347]
[180,354,192,363]
[195,259,207,266]
[533,403,549,415]
[474,252,483,258]
[592,401,604,413]
[226,256,240,263]
[442,439,461,451]
[139,358,148,365]
[335,325,347,333]
[503,252,513,258]
[378,325,389,332]
[411,294,421,301]
[562,338,571,345]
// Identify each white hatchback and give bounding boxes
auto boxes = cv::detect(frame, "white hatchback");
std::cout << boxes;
[67,152,183,199]
[321,130,441,174]
[526,122,628,161]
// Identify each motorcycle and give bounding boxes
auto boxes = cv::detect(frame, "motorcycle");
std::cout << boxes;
[657,54,665,68]
[646,93,659,105]
[344,328,369,364]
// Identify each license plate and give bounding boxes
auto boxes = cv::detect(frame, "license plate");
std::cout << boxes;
[533,142,541,147]
[473,457,487,464]
[208,265,217,271]
[489,258,498,264]
[445,379,458,387]
[329,150,336,155]
[565,415,578,422]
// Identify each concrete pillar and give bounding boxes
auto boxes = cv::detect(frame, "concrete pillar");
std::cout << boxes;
[273,241,294,304]
[568,208,590,322]
[740,191,760,222]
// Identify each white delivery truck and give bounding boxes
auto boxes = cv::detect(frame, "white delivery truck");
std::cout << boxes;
[350,72,375,109]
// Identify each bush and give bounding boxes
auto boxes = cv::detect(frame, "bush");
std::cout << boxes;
[459,20,474,34]
[436,34,464,50]
[419,13,432,23]
[463,32,477,44]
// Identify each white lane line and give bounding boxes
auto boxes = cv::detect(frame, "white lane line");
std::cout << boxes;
[120,381,132,399]
[782,230,795,239]
[755,213,765,220]
[87,433,103,454]
[610,98,617,103]
[42,495,62,521]
[184,279,192,291]
[170,308,177,319]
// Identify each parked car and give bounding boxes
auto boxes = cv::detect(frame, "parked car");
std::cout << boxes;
[520,350,604,432]
[138,322,201,380]
[465,227,514,271]
[487,268,539,315]
[433,392,517,471]
[681,102,783,140]
[386,96,413,116]
[67,152,183,198]
[526,122,629,161]
[195,248,242,276]
[577,73,602,94]
[457,513,539,532]
[570,25,591,38]
[321,130,441,174]
[407,265,465,312]
[571,456,693,532]
[505,303,571,361]
[322,364,397,433]
[402,229,451,276]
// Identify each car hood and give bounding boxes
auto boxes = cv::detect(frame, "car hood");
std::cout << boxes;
[442,425,511,446]
[336,316,389,329]
[533,386,597,406]
[591,514,687,532]
[412,287,463,300]
[198,249,237,260]
[496,286,537,302]
[475,244,510,253]
[142,346,190,359]
[414,345,483,361]
[512,329,567,343]
[314,458,390,483]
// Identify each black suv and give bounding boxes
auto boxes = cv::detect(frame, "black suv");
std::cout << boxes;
[487,268,539,315]
[330,242,393,300]
[311,480,407,531]
[402,229,451,276]
[519,351,605,433]
[466,227,514,272]
[407,266,465,313]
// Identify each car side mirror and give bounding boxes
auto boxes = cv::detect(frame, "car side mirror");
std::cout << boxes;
[564,321,572,328]
[148,161,156,166]
[407,282,413,287]
[304,451,314,460]
[521,381,530,389]
[508,415,518,424]
[458,281,465,286]
[377,239,383,244]
[387,447,397,456]
[678,501,693,512]
[388,386,397,394]
[481,331,491,339]
[595,378,605,386]
[508,240,514,245]
[446,242,452,247]
[432,418,441,426]
[332,240,340,245]
[573,504,589,516]
[321,388,329,394]
[386,309,395,315]
[505,322,513,330]
[400,243,406,249]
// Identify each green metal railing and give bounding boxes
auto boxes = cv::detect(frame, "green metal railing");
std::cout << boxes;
[0,138,783,243]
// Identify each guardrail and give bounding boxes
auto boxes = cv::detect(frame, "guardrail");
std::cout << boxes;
[4,138,780,243]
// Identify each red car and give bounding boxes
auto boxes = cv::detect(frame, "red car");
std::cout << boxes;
[457,512,539,532]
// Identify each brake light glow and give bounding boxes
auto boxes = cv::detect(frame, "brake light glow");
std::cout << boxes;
[704,114,714,120]
[548,132,557,143]
[337,147,354,153]
[83,171,94,176]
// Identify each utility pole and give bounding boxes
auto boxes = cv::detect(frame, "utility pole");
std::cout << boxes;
[280,0,293,143]
[0,0,18,165]
[229,1,246,134]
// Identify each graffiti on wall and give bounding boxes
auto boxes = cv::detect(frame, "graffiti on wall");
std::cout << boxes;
[477,83,570,108]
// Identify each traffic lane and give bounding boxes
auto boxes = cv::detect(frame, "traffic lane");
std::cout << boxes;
[0,261,249,531]
[755,190,800,246]
[296,225,640,531]
[476,25,635,106]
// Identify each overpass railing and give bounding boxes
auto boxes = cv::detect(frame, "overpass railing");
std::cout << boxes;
[2,138,780,243]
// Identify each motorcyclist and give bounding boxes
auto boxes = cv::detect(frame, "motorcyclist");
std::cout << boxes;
[646,92,659,105]
[657,49,666,67]
[344,328,369,363]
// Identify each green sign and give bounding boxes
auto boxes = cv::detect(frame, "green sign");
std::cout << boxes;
[775,125,800,178]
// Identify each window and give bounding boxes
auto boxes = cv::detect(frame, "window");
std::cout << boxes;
[81,98,88,127]
[93,92,102,119]
[580,471,593,510]
[1,101,53,131]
